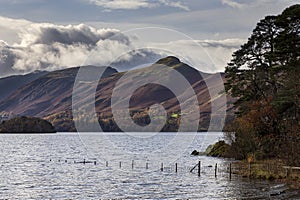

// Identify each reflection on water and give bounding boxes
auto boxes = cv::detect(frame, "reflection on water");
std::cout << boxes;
[0,133,298,199]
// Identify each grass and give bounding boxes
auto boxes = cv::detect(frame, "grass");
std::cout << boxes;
[232,159,300,189]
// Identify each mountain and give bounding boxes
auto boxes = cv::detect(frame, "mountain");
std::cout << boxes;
[0,57,234,132]
[0,70,48,100]
[0,66,117,117]
[111,49,162,72]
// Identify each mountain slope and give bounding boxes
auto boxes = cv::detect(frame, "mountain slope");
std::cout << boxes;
[0,57,233,132]
[0,70,48,100]
[0,66,118,117]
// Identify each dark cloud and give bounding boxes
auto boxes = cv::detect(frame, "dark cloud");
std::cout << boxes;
[28,24,130,46]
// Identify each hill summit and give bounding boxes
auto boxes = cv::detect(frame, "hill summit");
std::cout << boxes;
[156,56,181,66]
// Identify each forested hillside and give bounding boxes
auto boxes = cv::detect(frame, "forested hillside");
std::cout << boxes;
[225,5,299,165]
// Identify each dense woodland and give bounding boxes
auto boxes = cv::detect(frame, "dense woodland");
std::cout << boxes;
[224,5,300,165]
[0,116,56,133]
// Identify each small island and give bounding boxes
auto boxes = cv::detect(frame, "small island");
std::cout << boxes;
[0,116,56,133]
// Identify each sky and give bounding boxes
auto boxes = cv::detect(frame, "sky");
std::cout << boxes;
[0,0,298,77]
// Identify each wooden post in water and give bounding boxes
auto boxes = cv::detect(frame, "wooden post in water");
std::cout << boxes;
[215,163,218,178]
[119,161,122,168]
[248,163,251,178]
[229,163,232,180]
[175,163,178,173]
[106,161,108,167]
[146,163,148,169]
[198,161,201,177]
[132,160,134,169]
[285,167,291,178]
[161,163,164,172]
[94,161,96,165]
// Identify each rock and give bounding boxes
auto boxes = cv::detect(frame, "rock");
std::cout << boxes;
[206,140,231,158]
[205,145,214,155]
[191,150,206,156]
[191,150,200,156]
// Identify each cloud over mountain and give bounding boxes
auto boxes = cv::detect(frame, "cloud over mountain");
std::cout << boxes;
[0,16,245,77]
[0,41,16,75]
[147,38,245,72]
[0,21,143,77]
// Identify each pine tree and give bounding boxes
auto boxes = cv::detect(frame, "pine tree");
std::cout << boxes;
[225,4,300,161]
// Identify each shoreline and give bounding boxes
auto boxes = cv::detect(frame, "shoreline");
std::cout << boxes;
[231,160,300,190]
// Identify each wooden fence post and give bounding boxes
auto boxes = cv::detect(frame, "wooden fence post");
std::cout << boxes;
[249,163,251,178]
[198,161,201,177]
[229,163,232,180]
[132,160,134,169]
[190,163,198,173]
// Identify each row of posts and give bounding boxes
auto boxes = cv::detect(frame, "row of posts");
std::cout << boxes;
[120,160,178,173]
[52,159,234,179]
[190,161,233,180]
[53,159,179,172]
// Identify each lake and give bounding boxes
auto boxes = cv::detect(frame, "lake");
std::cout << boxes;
[0,132,298,199]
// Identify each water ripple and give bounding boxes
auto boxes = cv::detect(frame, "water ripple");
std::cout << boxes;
[0,133,298,199]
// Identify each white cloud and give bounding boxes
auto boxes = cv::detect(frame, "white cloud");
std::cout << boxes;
[86,0,189,10]
[221,0,298,9]
[221,0,243,9]
[158,0,189,11]
[0,16,245,78]
[0,44,17,76]
[146,38,245,72]
[0,16,31,29]
[0,40,8,46]
[201,38,245,48]
[89,0,152,10]
[0,19,150,77]
[0,16,32,45]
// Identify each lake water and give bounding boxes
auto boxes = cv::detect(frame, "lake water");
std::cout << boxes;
[0,132,299,199]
